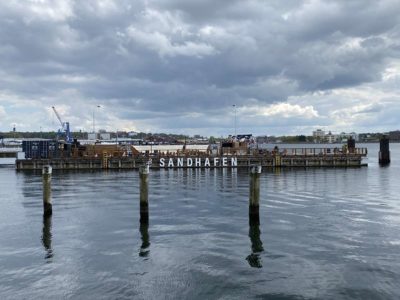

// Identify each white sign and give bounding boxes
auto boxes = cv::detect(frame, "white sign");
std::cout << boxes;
[159,157,237,168]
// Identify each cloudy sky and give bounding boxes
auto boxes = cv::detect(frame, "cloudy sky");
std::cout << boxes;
[0,0,400,136]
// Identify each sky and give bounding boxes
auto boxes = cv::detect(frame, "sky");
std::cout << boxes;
[0,0,400,136]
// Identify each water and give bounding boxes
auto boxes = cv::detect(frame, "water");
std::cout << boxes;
[1,144,400,299]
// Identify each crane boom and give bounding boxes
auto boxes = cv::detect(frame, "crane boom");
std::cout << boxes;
[52,106,63,127]
[51,106,72,143]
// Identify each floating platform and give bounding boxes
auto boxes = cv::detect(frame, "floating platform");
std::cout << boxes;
[15,147,368,170]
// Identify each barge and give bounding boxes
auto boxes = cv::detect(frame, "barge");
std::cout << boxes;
[15,137,368,170]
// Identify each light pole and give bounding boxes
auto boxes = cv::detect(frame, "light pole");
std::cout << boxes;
[93,105,101,134]
[232,104,237,137]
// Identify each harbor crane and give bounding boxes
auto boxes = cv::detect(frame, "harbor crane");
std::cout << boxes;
[52,106,73,143]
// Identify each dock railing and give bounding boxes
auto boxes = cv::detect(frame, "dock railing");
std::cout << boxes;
[252,147,368,157]
[139,147,368,159]
[281,147,367,156]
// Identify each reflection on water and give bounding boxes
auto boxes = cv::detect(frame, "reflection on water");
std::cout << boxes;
[41,215,53,260]
[1,143,400,299]
[246,221,264,268]
[139,222,150,258]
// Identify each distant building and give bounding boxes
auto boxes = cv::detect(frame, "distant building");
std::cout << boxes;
[312,129,325,142]
[325,131,339,143]
[100,133,111,140]
[389,130,400,141]
[312,129,359,143]
[128,131,138,137]
[256,136,268,143]
[339,132,359,142]
[88,133,97,140]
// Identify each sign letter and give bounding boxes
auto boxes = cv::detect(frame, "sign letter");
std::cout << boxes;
[177,158,183,167]
[187,158,193,167]
[168,158,174,167]
[231,157,237,167]
[195,158,201,167]
[204,158,210,167]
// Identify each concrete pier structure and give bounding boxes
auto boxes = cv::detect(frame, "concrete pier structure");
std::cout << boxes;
[379,136,390,165]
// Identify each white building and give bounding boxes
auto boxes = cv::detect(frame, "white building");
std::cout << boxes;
[312,130,359,143]
[325,131,339,143]
[339,132,359,142]
[312,129,325,142]
[88,133,97,140]
[100,133,111,140]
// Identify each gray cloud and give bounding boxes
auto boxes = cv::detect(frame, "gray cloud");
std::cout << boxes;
[0,0,400,135]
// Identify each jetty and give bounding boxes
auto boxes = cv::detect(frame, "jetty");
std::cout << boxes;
[13,134,370,170]
[16,146,367,170]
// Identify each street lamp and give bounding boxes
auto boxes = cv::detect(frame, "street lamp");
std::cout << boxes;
[232,104,237,137]
[92,105,101,134]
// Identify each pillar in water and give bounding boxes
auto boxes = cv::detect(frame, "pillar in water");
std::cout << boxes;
[42,165,52,216]
[379,136,390,165]
[139,164,149,224]
[249,165,262,225]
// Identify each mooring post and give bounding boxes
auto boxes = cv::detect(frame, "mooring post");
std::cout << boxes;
[42,165,52,216]
[139,164,150,224]
[249,165,262,225]
[379,135,390,165]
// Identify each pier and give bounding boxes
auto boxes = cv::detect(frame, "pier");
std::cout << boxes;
[16,147,368,170]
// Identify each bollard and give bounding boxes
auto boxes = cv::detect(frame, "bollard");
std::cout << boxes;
[379,136,390,165]
[42,165,52,216]
[139,164,150,224]
[249,165,262,225]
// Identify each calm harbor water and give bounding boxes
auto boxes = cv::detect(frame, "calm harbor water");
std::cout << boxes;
[1,143,400,299]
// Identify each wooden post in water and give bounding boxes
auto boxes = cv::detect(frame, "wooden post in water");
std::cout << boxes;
[379,135,390,165]
[249,165,262,225]
[139,164,150,224]
[42,165,52,216]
